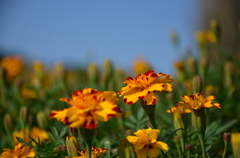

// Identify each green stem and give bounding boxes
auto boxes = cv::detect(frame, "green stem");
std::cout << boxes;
[176,142,182,158]
[197,132,206,158]
[186,151,190,158]
[222,141,228,158]
[180,137,184,156]
[140,100,157,129]
[79,127,95,158]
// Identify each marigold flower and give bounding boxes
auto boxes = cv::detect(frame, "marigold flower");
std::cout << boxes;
[167,105,191,138]
[0,56,23,81]
[195,30,216,43]
[132,57,151,75]
[50,88,122,129]
[166,105,191,118]
[118,70,173,105]
[12,127,49,144]
[176,93,221,110]
[127,127,168,158]
[0,143,36,158]
[73,146,108,158]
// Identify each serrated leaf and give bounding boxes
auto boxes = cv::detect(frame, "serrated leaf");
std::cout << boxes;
[59,127,67,138]
[16,137,26,144]
[51,127,59,138]
[48,132,56,142]
[128,116,137,123]
[137,108,144,120]
[216,119,238,133]
[124,122,135,129]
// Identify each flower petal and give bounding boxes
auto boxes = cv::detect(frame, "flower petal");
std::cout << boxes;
[148,83,165,92]
[153,141,169,151]
[92,101,119,122]
[143,92,156,105]
[126,136,139,143]
[136,148,148,158]
[147,146,159,158]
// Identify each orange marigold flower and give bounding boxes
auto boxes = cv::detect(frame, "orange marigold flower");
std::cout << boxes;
[176,93,221,110]
[0,143,36,158]
[132,57,152,75]
[73,146,108,158]
[12,127,49,144]
[127,127,168,158]
[0,56,23,81]
[118,70,173,105]
[50,88,122,129]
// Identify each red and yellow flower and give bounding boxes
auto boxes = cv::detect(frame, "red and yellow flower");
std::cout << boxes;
[127,127,168,158]
[176,93,221,110]
[118,70,173,105]
[50,88,122,129]
[73,146,108,158]
[0,143,36,158]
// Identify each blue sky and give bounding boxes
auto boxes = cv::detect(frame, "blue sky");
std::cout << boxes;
[0,1,201,74]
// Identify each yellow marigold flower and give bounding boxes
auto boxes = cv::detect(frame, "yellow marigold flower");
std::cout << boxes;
[118,70,173,105]
[166,105,191,119]
[0,143,36,158]
[50,88,122,129]
[176,93,221,110]
[132,57,151,75]
[73,146,108,158]
[12,127,49,144]
[195,30,216,43]
[0,56,23,80]
[166,105,191,137]
[231,133,240,158]
[127,127,168,158]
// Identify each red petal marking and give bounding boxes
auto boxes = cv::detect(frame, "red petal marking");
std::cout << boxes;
[145,70,154,76]
[93,95,97,100]
[219,104,222,108]
[152,98,156,104]
[148,91,151,94]
[126,77,134,80]
[92,146,96,150]
[107,114,116,119]
[128,86,132,88]
[112,107,121,112]
[50,112,57,118]
[162,84,165,87]
[150,73,158,78]
[138,96,144,100]
[124,98,127,103]
[127,101,133,105]
[64,117,72,125]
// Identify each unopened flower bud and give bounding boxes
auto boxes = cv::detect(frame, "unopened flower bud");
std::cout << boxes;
[210,19,220,41]
[118,139,137,158]
[223,132,231,142]
[192,76,203,93]
[103,59,113,78]
[37,111,48,130]
[174,135,180,143]
[4,113,13,131]
[19,106,28,124]
[66,136,80,157]
[224,61,233,88]
[87,62,99,85]
[185,144,192,150]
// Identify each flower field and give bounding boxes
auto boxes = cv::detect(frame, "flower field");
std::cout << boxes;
[0,20,240,158]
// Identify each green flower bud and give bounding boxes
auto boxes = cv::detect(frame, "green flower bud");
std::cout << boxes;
[118,139,137,158]
[37,111,48,130]
[66,136,80,157]
[4,113,13,131]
